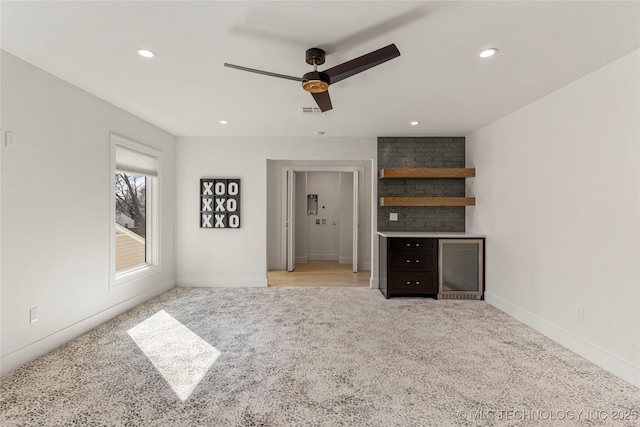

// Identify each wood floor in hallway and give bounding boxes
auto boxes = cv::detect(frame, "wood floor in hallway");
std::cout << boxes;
[268,260,370,287]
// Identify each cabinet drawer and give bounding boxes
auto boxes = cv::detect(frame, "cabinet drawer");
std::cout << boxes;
[389,251,437,271]
[389,272,437,296]
[389,238,437,251]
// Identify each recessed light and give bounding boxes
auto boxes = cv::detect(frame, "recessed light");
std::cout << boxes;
[219,120,229,125]
[136,48,156,58]
[479,48,498,58]
[410,121,420,126]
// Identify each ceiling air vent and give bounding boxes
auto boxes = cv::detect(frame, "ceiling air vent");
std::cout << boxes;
[301,106,324,115]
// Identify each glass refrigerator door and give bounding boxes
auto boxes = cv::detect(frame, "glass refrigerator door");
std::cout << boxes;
[438,239,484,298]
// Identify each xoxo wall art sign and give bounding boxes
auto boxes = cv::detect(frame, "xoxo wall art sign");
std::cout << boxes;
[200,178,241,229]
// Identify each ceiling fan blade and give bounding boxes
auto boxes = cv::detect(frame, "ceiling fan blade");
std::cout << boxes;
[323,44,400,85]
[224,63,303,82]
[311,91,333,112]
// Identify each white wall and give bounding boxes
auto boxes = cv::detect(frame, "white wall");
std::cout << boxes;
[466,49,640,386]
[305,172,340,261]
[0,51,176,375]
[175,138,375,287]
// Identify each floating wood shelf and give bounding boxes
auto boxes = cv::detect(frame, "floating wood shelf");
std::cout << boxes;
[380,168,476,179]
[380,197,476,207]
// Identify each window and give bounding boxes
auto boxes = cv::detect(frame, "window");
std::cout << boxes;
[115,172,147,271]
[111,134,160,286]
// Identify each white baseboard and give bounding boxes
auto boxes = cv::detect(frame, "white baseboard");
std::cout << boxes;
[295,256,308,264]
[1,280,175,377]
[339,257,352,264]
[307,254,339,261]
[363,261,371,270]
[485,291,640,388]
[177,276,268,287]
[370,277,379,289]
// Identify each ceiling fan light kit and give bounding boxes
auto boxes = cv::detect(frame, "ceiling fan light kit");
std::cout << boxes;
[302,72,329,93]
[224,44,400,112]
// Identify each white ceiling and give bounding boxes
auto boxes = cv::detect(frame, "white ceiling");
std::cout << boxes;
[2,1,639,137]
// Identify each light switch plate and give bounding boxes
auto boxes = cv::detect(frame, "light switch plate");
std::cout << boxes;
[390,213,398,221]
[5,131,16,148]
[30,307,39,323]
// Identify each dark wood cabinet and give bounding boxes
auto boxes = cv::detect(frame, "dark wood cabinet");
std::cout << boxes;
[379,237,438,298]
[379,234,486,300]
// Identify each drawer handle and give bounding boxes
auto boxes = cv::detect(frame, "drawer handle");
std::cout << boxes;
[415,260,420,263]
[406,243,410,247]
[406,281,411,284]
[415,244,420,247]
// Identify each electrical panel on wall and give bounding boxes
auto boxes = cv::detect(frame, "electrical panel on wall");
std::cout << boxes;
[200,178,241,228]
[307,194,318,215]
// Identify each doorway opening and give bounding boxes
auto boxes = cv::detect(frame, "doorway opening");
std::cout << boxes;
[266,164,370,287]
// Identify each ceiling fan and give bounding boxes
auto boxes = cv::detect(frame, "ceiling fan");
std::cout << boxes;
[224,44,400,112]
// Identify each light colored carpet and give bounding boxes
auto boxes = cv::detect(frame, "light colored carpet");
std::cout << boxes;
[1,287,638,426]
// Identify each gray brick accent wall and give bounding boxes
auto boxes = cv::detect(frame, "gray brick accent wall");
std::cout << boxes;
[378,137,467,231]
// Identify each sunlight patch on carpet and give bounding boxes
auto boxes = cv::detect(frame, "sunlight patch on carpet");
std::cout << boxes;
[127,310,220,402]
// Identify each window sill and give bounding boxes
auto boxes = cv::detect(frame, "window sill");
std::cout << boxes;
[112,264,161,288]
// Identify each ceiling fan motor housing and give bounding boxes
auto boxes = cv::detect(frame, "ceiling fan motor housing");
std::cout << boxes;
[302,71,329,93]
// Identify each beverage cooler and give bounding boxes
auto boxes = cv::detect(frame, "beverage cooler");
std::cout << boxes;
[438,239,484,300]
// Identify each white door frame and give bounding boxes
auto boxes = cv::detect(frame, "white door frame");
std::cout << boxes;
[352,170,359,273]
[280,166,364,271]
[286,170,296,271]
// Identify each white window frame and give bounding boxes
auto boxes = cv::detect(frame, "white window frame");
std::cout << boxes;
[110,134,161,288]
